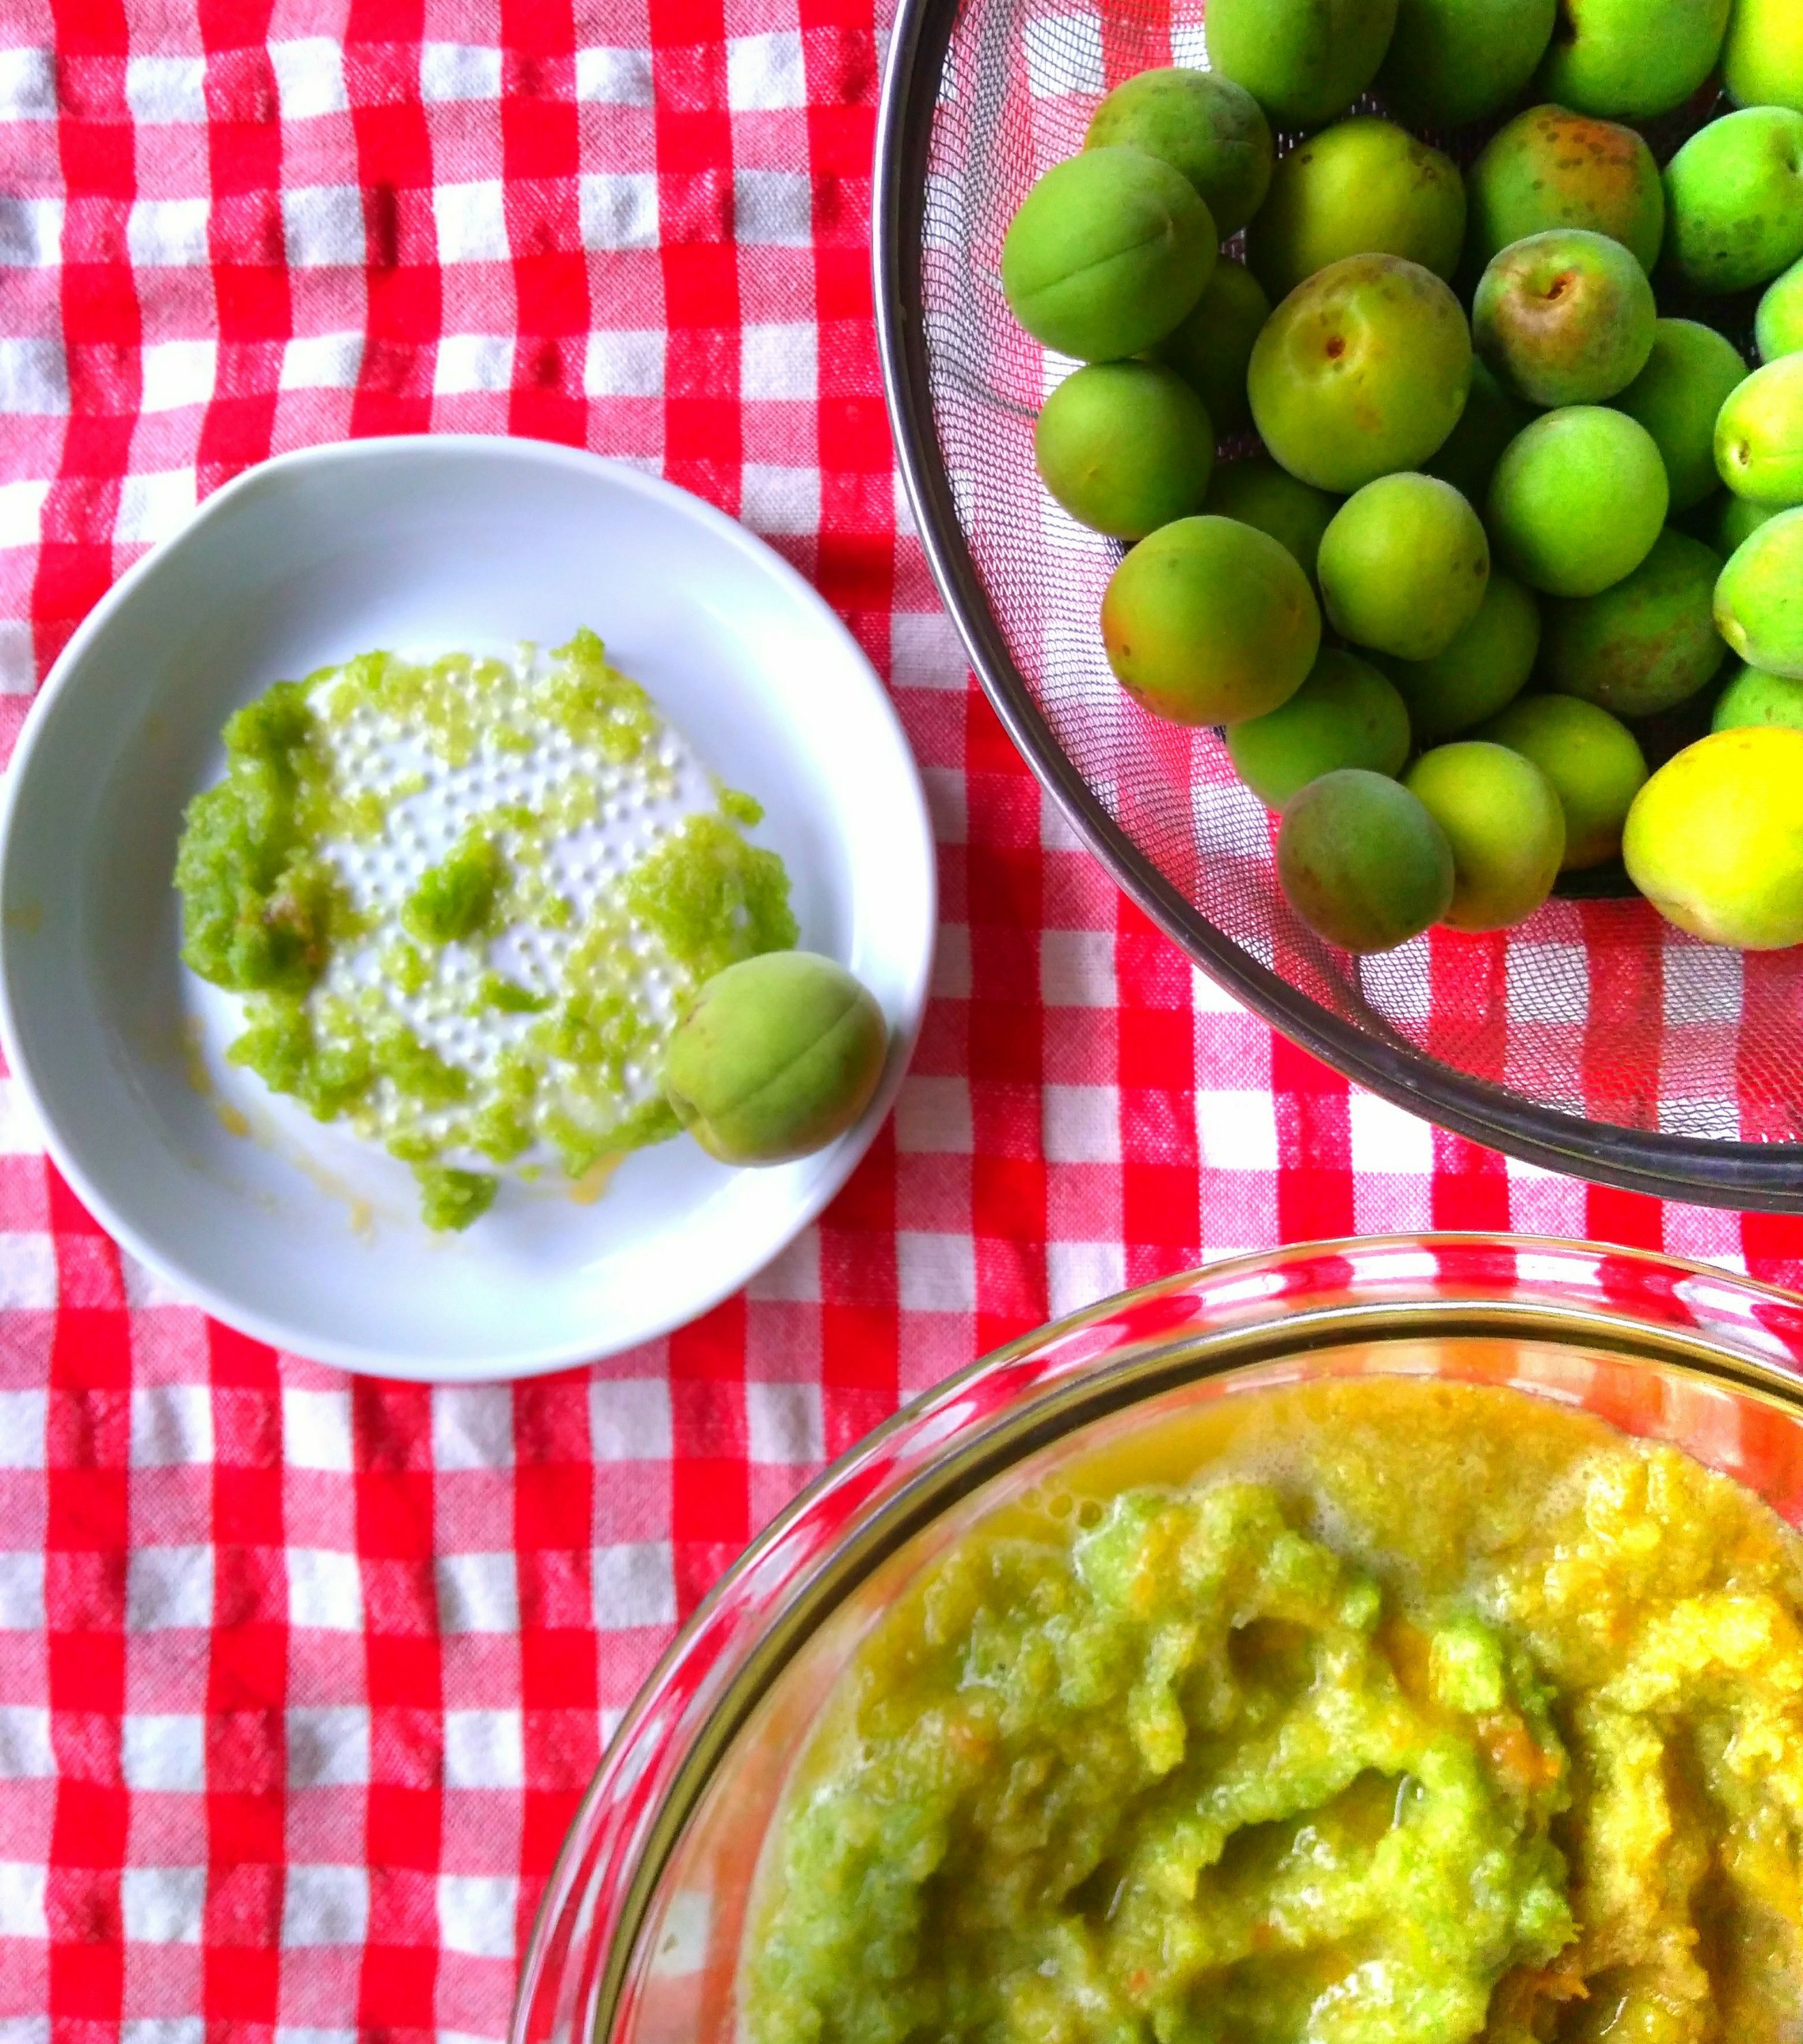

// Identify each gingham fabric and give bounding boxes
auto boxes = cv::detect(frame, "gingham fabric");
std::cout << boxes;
[3,7,1803,2043]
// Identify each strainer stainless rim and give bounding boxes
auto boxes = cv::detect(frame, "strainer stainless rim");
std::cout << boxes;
[871,0,1803,1215]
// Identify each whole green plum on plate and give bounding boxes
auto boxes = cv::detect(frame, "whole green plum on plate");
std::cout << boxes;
[1001,148,1217,361]
[1246,119,1465,303]
[1405,741,1565,931]
[1663,109,1803,298]
[1535,0,1730,121]
[1466,106,1664,276]
[1476,693,1648,869]
[1276,769,1455,953]
[1612,320,1747,514]
[1487,407,1667,598]
[1204,0,1400,131]
[1248,255,1471,494]
[663,952,888,1165]
[1716,354,1803,508]
[1034,362,1214,539]
[1623,728,1803,948]
[1377,570,1541,741]
[1157,259,1270,438]
[1204,456,1341,584]
[1226,648,1411,808]
[1374,0,1556,130]
[1085,67,1274,236]
[1539,531,1727,719]
[1473,229,1655,408]
[1317,472,1489,661]
[1716,507,1803,678]
[1101,515,1321,726]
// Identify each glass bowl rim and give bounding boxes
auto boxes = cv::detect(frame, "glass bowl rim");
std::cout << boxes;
[509,1230,1803,2044]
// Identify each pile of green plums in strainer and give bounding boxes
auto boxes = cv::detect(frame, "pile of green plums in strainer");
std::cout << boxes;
[1001,0,1803,954]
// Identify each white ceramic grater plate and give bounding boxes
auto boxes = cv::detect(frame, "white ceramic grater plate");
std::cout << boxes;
[0,437,935,1380]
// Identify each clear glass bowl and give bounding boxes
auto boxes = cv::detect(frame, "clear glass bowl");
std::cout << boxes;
[511,1235,1803,2044]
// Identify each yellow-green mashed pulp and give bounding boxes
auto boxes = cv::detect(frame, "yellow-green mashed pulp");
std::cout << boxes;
[173,633,796,1227]
[746,1380,1803,2044]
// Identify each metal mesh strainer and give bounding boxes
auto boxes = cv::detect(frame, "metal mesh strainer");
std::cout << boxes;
[875,0,1803,1209]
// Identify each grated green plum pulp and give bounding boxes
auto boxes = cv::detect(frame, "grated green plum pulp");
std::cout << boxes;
[174,632,798,1228]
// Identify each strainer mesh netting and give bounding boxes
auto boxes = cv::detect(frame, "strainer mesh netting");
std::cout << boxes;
[913,0,1803,1147]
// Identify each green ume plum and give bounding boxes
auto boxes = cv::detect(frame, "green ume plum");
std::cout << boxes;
[1613,320,1747,514]
[1477,694,1648,869]
[1723,0,1803,112]
[1158,260,1269,437]
[1276,770,1455,953]
[1716,507,1803,679]
[1226,649,1411,807]
[1759,259,1803,363]
[1716,356,1803,508]
[1473,230,1655,408]
[1248,256,1471,494]
[1102,516,1321,725]
[1535,0,1730,120]
[1204,0,1400,131]
[1001,149,1217,361]
[1204,458,1340,583]
[1246,119,1465,303]
[1318,474,1489,661]
[1623,728,1803,948]
[1487,407,1667,598]
[1540,531,1727,718]
[1663,110,1803,298]
[1425,361,1531,507]
[662,952,888,1164]
[1717,494,1781,555]
[1033,363,1215,539]
[1084,69,1274,236]
[1374,0,1556,129]
[1467,107,1664,276]
[1378,572,1541,740]
[1713,662,1803,732]
[1405,742,1565,931]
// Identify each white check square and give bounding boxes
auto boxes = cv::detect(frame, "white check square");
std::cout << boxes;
[583,330,663,398]
[127,1547,213,1631]
[434,181,509,264]
[140,339,217,412]
[436,1551,519,1635]
[592,1542,675,1629]
[131,1384,214,1468]
[281,1864,368,1947]
[745,1381,823,1467]
[898,1230,976,1312]
[287,1549,363,1631]
[283,1388,354,1471]
[121,1865,204,1945]
[122,1713,206,1791]
[287,1707,369,1788]
[438,1873,517,1960]
[269,40,348,119]
[444,1709,524,1790]
[727,31,808,110]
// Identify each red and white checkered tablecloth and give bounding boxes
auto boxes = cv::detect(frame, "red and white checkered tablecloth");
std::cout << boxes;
[3,5,1803,2041]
